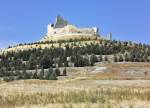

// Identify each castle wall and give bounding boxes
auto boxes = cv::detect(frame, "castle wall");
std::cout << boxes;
[47,24,98,36]
[41,33,100,42]
[43,17,100,42]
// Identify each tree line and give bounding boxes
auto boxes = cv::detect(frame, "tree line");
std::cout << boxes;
[0,39,150,81]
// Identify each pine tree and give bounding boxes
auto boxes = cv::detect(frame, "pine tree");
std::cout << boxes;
[32,70,38,79]
[113,55,118,62]
[90,54,98,66]
[143,54,148,62]
[63,67,67,76]
[55,68,60,76]
[0,69,4,77]
[118,55,123,62]
[104,55,108,61]
[124,53,129,62]
[49,71,57,80]
[22,69,30,79]
[45,67,53,80]
[98,55,103,62]
[39,67,44,79]
[83,57,90,66]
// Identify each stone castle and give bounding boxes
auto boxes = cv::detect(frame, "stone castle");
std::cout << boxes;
[0,16,112,53]
[40,16,100,42]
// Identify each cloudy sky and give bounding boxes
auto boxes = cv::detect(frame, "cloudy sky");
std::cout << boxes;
[0,0,150,49]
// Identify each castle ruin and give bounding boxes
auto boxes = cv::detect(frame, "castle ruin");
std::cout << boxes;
[40,16,100,42]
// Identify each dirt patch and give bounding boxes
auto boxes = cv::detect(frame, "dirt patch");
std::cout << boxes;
[92,66,107,73]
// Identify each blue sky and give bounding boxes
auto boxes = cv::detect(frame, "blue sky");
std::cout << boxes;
[0,0,150,48]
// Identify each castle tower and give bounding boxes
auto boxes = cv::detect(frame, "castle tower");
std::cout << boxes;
[40,16,100,42]
[54,16,68,28]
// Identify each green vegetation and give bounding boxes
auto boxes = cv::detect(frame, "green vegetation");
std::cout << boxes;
[0,38,150,81]
[2,67,60,82]
[63,67,67,76]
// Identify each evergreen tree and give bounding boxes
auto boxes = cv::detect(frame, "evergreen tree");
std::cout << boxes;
[104,55,108,61]
[22,69,30,79]
[90,55,97,66]
[124,53,129,62]
[40,54,53,69]
[143,54,149,62]
[45,67,53,80]
[64,61,69,67]
[55,68,60,76]
[113,55,118,62]
[63,67,67,76]
[83,57,90,66]
[1,38,150,76]
[49,71,57,80]
[32,68,38,79]
[39,68,44,79]
[98,55,103,62]
[32,71,38,79]
[0,69,4,77]
[118,55,123,62]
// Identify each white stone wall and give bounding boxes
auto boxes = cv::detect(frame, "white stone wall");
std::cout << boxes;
[47,24,98,35]
[40,33,99,42]
[43,23,100,42]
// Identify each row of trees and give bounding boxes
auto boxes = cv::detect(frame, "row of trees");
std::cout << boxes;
[1,67,67,82]
[7,37,98,48]
[0,39,150,80]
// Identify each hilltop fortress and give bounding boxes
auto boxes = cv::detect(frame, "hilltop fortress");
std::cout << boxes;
[40,16,101,42]
[0,16,112,53]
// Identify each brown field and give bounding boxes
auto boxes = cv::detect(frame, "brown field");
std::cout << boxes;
[1,62,150,108]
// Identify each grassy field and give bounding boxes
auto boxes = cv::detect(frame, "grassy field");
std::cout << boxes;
[1,62,150,108]
[1,87,150,108]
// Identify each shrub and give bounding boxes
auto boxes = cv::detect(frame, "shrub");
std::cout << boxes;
[113,55,118,62]
[3,76,14,82]
[98,55,103,62]
[3,77,10,82]
[39,68,44,80]
[22,69,31,79]
[49,71,57,80]
[45,68,53,80]
[55,68,60,76]
[63,67,67,76]
[90,54,98,66]
[32,71,38,79]
[104,56,108,61]
[118,55,123,62]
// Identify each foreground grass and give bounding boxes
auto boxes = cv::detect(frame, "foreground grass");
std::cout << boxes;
[0,87,150,108]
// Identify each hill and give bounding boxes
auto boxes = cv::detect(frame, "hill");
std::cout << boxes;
[0,16,150,81]
[0,16,150,108]
[1,16,102,54]
[0,37,150,81]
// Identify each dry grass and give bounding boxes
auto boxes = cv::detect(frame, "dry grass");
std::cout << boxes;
[1,39,101,54]
[15,102,150,108]
[0,85,150,108]
[92,62,150,80]
[1,63,150,107]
